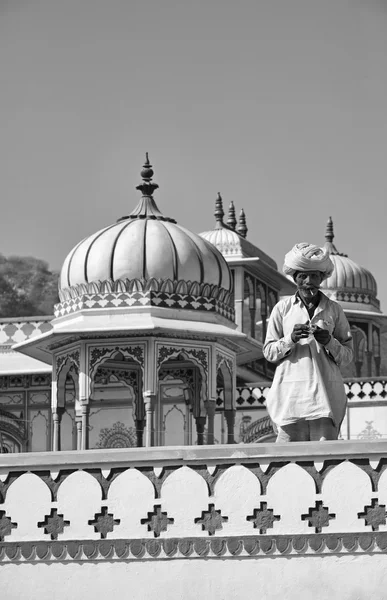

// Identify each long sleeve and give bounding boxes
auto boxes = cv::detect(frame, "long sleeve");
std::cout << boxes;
[325,305,353,368]
[263,303,296,364]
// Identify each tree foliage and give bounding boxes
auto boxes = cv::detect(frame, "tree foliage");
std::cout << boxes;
[0,254,59,317]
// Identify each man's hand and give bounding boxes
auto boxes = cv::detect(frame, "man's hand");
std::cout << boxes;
[291,323,310,343]
[313,326,331,346]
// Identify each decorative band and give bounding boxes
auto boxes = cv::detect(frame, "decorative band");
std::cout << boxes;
[1,532,387,563]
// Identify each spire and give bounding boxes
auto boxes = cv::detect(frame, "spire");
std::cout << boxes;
[227,201,237,230]
[237,208,248,238]
[325,216,334,243]
[120,154,176,223]
[215,193,224,227]
[324,216,343,256]
[135,152,159,198]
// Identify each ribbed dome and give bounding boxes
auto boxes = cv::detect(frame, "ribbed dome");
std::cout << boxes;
[59,156,231,294]
[322,254,377,295]
[321,217,379,310]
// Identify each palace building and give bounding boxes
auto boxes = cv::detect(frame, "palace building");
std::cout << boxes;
[1,156,386,452]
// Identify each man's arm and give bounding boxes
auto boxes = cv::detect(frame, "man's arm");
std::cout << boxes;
[324,305,353,368]
[263,303,297,363]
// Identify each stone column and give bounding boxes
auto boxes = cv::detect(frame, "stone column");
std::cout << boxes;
[224,409,236,444]
[195,416,206,445]
[233,267,244,332]
[204,400,216,445]
[135,420,145,448]
[76,417,82,450]
[52,411,60,451]
[81,404,89,450]
[365,351,373,378]
[374,356,381,377]
[144,391,156,447]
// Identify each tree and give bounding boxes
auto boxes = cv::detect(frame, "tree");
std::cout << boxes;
[0,254,59,317]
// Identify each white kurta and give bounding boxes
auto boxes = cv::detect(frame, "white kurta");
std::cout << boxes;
[263,293,353,428]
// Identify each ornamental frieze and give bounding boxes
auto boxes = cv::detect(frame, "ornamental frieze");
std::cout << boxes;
[89,345,144,372]
[157,346,208,370]
[2,532,387,562]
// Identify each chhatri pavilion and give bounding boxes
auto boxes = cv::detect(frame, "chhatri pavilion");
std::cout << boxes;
[0,156,387,452]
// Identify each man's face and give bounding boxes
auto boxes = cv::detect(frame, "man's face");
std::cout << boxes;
[295,270,324,302]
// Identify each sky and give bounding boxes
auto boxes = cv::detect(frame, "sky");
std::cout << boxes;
[1,0,387,307]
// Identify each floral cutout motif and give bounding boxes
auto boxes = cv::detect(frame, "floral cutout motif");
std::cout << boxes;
[0,510,17,541]
[141,506,174,538]
[88,507,121,539]
[38,508,70,540]
[195,504,228,536]
[357,421,382,441]
[301,501,336,533]
[246,502,281,534]
[358,499,387,531]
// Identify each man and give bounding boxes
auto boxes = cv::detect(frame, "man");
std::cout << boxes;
[263,242,353,442]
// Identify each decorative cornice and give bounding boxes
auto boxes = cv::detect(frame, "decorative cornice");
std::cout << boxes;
[1,532,387,562]
[58,279,233,311]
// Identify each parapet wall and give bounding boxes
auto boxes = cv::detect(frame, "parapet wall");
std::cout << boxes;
[1,442,387,600]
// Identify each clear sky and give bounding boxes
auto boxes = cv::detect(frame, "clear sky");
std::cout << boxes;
[1,1,387,307]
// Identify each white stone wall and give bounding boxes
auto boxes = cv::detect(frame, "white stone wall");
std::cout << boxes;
[1,443,387,599]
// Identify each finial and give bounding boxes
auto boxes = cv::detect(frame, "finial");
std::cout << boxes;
[325,216,334,242]
[227,201,237,230]
[215,192,224,225]
[136,153,159,197]
[237,208,248,238]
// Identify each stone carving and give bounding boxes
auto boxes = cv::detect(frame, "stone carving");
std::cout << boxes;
[358,499,387,531]
[88,507,121,539]
[0,511,17,541]
[95,421,137,449]
[301,501,336,533]
[357,421,382,440]
[56,350,80,377]
[195,504,228,536]
[159,368,196,392]
[90,346,144,371]
[38,509,70,540]
[94,367,139,391]
[3,532,387,562]
[57,279,234,318]
[141,506,174,538]
[158,346,208,369]
[246,502,280,534]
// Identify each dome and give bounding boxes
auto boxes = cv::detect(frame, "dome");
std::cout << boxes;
[57,156,233,320]
[199,194,277,269]
[321,217,380,311]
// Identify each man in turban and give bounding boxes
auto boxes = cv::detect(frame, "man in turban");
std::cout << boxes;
[263,243,353,442]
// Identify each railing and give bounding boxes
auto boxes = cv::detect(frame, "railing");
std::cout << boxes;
[1,443,387,600]
[0,317,53,346]
[226,378,387,409]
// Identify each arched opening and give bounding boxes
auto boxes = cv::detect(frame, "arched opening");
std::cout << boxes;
[89,350,142,449]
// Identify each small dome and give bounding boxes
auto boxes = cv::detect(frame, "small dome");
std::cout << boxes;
[59,156,231,294]
[199,194,277,269]
[321,217,379,311]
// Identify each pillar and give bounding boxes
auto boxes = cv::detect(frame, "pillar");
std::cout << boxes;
[365,351,373,378]
[195,416,206,445]
[76,417,82,450]
[52,411,60,451]
[205,400,216,445]
[224,409,236,444]
[81,403,89,450]
[144,391,156,447]
[136,420,145,447]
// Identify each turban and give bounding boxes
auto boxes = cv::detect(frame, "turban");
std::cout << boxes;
[283,243,334,281]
